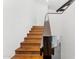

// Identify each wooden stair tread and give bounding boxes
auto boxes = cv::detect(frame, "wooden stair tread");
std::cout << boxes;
[16,48,40,52]
[31,29,43,31]
[21,42,40,46]
[21,41,40,44]
[21,45,40,48]
[29,31,43,33]
[24,38,41,40]
[28,32,43,35]
[15,54,41,56]
[31,28,44,30]
[30,30,43,32]
[27,34,42,36]
[33,26,44,28]
[27,35,42,39]
[23,40,41,43]
[12,55,43,59]
[24,39,41,41]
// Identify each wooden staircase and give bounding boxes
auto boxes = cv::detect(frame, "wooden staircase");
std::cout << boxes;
[11,26,44,59]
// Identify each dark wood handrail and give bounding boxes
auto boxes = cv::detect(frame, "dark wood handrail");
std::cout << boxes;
[56,0,74,12]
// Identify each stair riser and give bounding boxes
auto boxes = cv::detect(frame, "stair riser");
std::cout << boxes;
[23,41,41,44]
[16,51,40,54]
[32,26,44,28]
[21,45,40,48]
[31,27,44,29]
[24,38,41,41]
[31,29,43,31]
[21,43,40,46]
[28,33,43,35]
[27,35,42,39]
[32,27,44,29]
[30,30,43,32]
[27,34,42,36]
[14,54,41,56]
[31,30,43,32]
[27,37,42,39]
[27,33,43,35]
[23,39,41,42]
[27,33,42,37]
[29,31,43,33]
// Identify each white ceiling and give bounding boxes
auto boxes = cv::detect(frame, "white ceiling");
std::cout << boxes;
[35,0,69,10]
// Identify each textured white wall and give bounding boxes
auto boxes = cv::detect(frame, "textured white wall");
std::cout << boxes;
[3,0,37,58]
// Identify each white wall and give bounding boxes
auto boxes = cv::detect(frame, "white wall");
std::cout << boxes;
[49,3,75,59]
[35,1,48,26]
[3,0,37,58]
[61,3,75,59]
